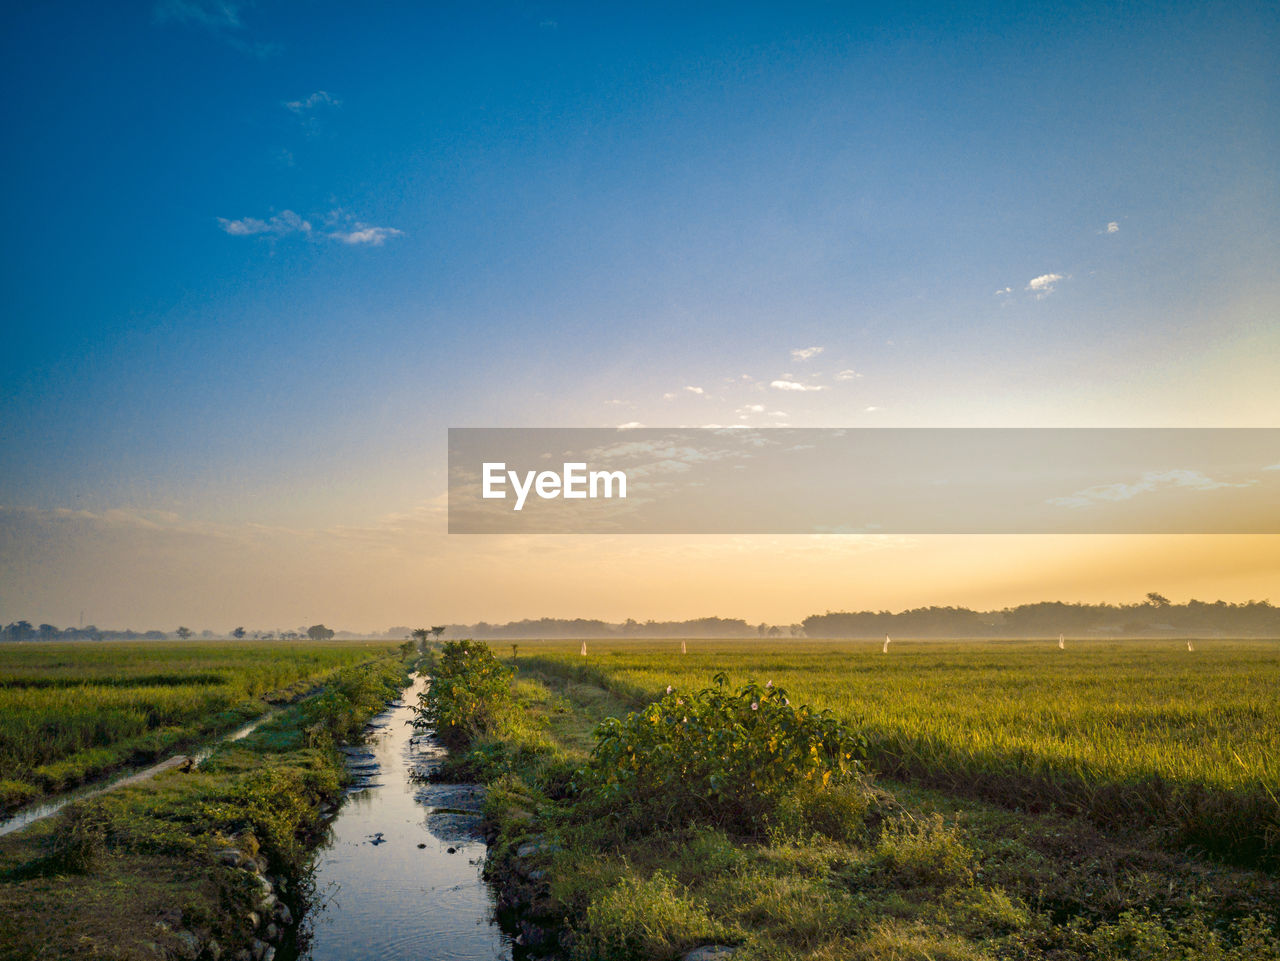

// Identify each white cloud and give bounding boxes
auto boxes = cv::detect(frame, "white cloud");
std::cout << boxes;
[995,286,1013,296]
[864,406,883,412]
[218,209,311,237]
[1026,273,1065,298]
[284,90,340,114]
[685,386,705,395]
[220,210,402,247]
[835,369,861,381]
[736,404,765,415]
[768,410,788,417]
[1264,463,1280,471]
[771,380,826,392]
[1106,222,1119,234]
[790,346,825,362]
[1048,469,1257,509]
[616,422,644,429]
[328,224,403,246]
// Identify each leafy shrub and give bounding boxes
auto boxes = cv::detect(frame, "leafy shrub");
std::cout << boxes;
[579,674,866,833]
[414,641,514,749]
[303,661,403,746]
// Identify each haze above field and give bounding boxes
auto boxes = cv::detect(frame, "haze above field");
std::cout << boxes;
[1,2,1277,629]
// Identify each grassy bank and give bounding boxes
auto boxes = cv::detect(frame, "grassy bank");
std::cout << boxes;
[423,641,1280,961]
[0,652,411,961]
[0,641,404,814]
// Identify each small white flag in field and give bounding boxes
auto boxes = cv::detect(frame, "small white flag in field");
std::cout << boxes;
[1059,633,1065,650]
[883,635,891,654]
[581,641,587,656]
[1187,639,1195,652]
[681,639,687,654]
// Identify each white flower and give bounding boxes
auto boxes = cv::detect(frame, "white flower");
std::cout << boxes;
[665,685,673,694]
[766,680,773,687]
[751,702,759,711]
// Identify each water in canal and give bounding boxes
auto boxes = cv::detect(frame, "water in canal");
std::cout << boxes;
[296,674,512,961]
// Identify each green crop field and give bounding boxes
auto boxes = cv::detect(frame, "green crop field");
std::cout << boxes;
[516,638,1280,867]
[0,640,402,812]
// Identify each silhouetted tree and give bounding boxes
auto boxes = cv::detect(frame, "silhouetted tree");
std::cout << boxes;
[175,626,193,640]
[306,624,335,641]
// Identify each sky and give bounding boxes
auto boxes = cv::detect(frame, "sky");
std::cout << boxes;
[1,1,1277,631]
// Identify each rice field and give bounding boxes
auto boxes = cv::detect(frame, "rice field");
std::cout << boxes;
[0,640,401,811]
[517,638,1280,867]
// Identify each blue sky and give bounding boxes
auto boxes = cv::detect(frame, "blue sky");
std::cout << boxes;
[2,1,1277,626]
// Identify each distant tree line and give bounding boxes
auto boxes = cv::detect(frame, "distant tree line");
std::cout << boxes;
[801,596,1280,637]
[0,621,338,642]
[442,617,804,639]
[0,621,170,643]
[7,597,1279,642]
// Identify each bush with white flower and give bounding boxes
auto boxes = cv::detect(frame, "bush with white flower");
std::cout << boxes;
[577,672,865,832]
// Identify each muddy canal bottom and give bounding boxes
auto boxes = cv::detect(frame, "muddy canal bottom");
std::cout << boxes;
[298,675,511,961]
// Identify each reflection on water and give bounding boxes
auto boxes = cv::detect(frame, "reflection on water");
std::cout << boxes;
[297,674,511,961]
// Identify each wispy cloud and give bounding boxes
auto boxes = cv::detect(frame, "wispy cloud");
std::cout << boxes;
[154,0,275,56]
[771,380,826,392]
[736,404,765,415]
[219,209,402,247]
[217,210,311,237]
[835,369,861,381]
[1026,273,1065,299]
[1048,469,1257,509]
[284,90,340,114]
[684,386,705,396]
[864,406,883,412]
[155,0,241,29]
[1106,221,1120,234]
[790,346,824,362]
[995,286,1012,297]
[328,224,403,246]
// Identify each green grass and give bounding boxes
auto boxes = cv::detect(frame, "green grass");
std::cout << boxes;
[0,652,411,961]
[463,655,1280,961]
[0,640,402,812]
[512,638,1280,866]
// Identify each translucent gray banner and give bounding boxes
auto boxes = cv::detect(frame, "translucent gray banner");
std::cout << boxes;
[448,428,1280,534]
